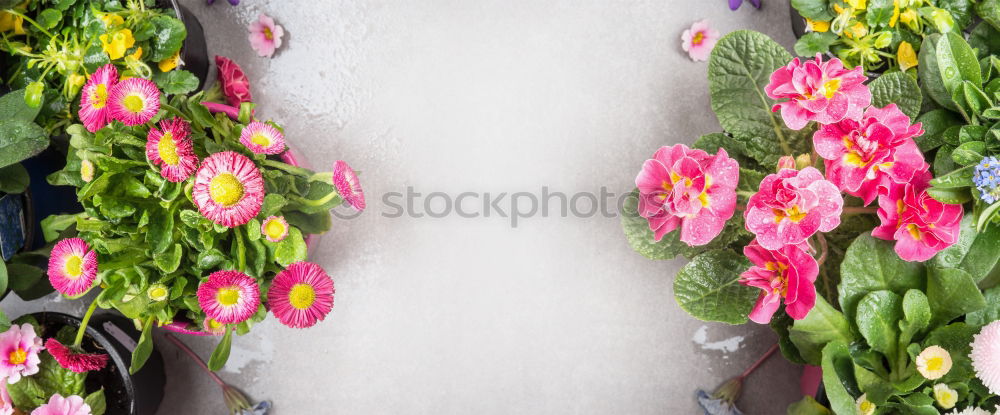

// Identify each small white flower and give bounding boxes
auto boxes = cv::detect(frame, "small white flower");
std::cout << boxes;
[933,383,958,410]
[916,345,952,380]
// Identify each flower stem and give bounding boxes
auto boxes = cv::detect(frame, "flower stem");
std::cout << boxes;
[309,172,333,183]
[262,159,313,177]
[739,343,779,380]
[291,191,339,208]
[816,232,829,267]
[164,333,227,388]
[73,298,100,347]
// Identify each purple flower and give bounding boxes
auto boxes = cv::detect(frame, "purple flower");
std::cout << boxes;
[729,0,761,10]
[207,0,240,5]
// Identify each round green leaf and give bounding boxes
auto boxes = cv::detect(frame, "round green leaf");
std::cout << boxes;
[672,250,757,325]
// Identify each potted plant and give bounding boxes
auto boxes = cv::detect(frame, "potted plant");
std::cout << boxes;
[623,26,1000,413]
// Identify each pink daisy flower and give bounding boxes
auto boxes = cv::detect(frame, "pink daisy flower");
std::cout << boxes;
[239,121,286,155]
[333,160,366,211]
[108,77,160,126]
[146,117,198,182]
[78,64,118,132]
[681,20,720,62]
[30,394,92,415]
[267,262,335,329]
[261,215,290,243]
[192,151,265,227]
[248,14,284,58]
[972,321,1000,395]
[47,238,98,297]
[197,270,261,324]
[0,324,43,384]
[765,54,872,130]
[44,339,108,374]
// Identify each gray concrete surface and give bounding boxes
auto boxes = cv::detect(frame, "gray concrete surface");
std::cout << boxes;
[4,1,807,413]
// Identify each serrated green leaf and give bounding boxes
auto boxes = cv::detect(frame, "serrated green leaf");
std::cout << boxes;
[672,250,757,325]
[869,72,922,120]
[0,119,49,169]
[794,32,837,57]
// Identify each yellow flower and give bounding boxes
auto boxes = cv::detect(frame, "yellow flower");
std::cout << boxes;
[129,46,142,60]
[100,29,135,60]
[67,73,86,97]
[917,345,953,380]
[158,50,181,72]
[933,384,958,410]
[846,21,868,39]
[856,393,875,415]
[806,18,831,33]
[898,41,918,71]
[847,0,867,10]
[890,0,901,27]
[0,12,24,34]
[900,8,918,24]
[101,14,124,27]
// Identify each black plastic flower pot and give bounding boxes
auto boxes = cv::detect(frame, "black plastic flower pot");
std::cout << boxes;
[162,0,210,90]
[26,312,166,415]
[790,6,808,39]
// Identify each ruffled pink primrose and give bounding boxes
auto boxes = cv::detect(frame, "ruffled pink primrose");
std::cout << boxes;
[745,167,843,250]
[0,324,43,384]
[192,151,265,227]
[78,64,118,132]
[248,14,284,58]
[740,239,818,324]
[333,160,366,212]
[215,56,252,107]
[268,262,335,329]
[872,171,962,262]
[681,20,719,62]
[146,117,198,182]
[0,381,12,415]
[634,144,738,246]
[765,54,871,130]
[47,238,98,297]
[197,270,261,325]
[31,394,91,415]
[45,339,108,374]
[239,121,286,155]
[107,77,160,126]
[814,104,927,205]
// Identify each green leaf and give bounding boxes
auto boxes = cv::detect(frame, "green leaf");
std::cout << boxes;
[145,207,175,254]
[868,72,923,120]
[148,16,187,62]
[0,119,49,169]
[672,250,757,325]
[0,89,41,121]
[152,70,199,95]
[932,215,1000,281]
[154,243,183,273]
[791,0,833,20]
[620,189,741,260]
[920,34,957,110]
[967,285,1000,327]
[937,32,982,94]
[951,140,986,165]
[855,291,903,360]
[794,32,837,57]
[926,186,971,204]
[927,267,986,327]
[273,227,308,267]
[821,341,859,415]
[84,389,107,415]
[838,234,924,323]
[899,289,931,346]
[0,163,29,194]
[929,165,972,188]
[36,8,62,28]
[866,0,895,27]
[208,325,234,371]
[0,263,8,300]
[284,210,332,235]
[922,323,977,383]
[914,109,962,151]
[129,317,154,374]
[976,0,1000,33]
[786,396,831,415]
[789,296,856,365]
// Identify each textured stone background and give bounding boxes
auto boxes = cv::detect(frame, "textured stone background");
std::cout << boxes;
[4,0,808,413]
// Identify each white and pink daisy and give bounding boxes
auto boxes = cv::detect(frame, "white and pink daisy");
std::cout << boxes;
[108,77,160,126]
[201,318,227,335]
[45,339,108,374]
[146,117,198,182]
[248,14,284,58]
[78,64,118,132]
[192,151,265,227]
[261,215,290,243]
[197,270,260,325]
[47,238,98,297]
[681,20,720,62]
[30,394,92,415]
[333,160,365,212]
[267,262,335,329]
[239,121,286,155]
[972,321,1000,394]
[0,324,43,384]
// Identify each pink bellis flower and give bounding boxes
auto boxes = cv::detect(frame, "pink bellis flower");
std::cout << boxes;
[216,56,252,107]
[744,167,843,250]
[740,239,818,324]
[813,104,927,205]
[765,54,871,130]
[634,144,739,246]
[681,20,720,62]
[872,171,962,262]
[248,14,284,58]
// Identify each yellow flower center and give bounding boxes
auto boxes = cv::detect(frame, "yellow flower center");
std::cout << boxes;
[91,84,108,109]
[206,318,223,330]
[263,26,273,40]
[926,356,943,371]
[773,205,807,223]
[216,287,241,307]
[821,78,841,99]
[148,285,168,301]
[692,31,704,45]
[251,133,272,148]
[80,160,95,183]
[907,223,922,241]
[288,284,316,310]
[64,255,83,278]
[157,132,180,165]
[264,219,287,240]
[209,173,245,207]
[123,94,145,113]
[8,348,25,365]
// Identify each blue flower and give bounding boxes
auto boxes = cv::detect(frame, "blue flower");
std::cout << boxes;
[974,156,1000,204]
[206,0,240,5]
[729,0,761,10]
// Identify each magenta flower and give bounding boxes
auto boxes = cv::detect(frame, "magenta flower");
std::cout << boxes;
[45,339,108,374]
[814,104,927,205]
[0,381,12,415]
[30,394,92,415]
[107,77,161,126]
[248,14,284,58]
[0,324,43,384]
[635,144,739,246]
[267,262,335,329]
[78,64,118,132]
[47,238,98,297]
[192,151,265,227]
[333,160,366,212]
[681,20,720,62]
[872,172,962,262]
[765,54,871,130]
[215,56,252,107]
[740,239,818,324]
[744,167,843,250]
[239,121,286,155]
[261,215,290,243]
[197,270,261,325]
[146,117,199,182]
